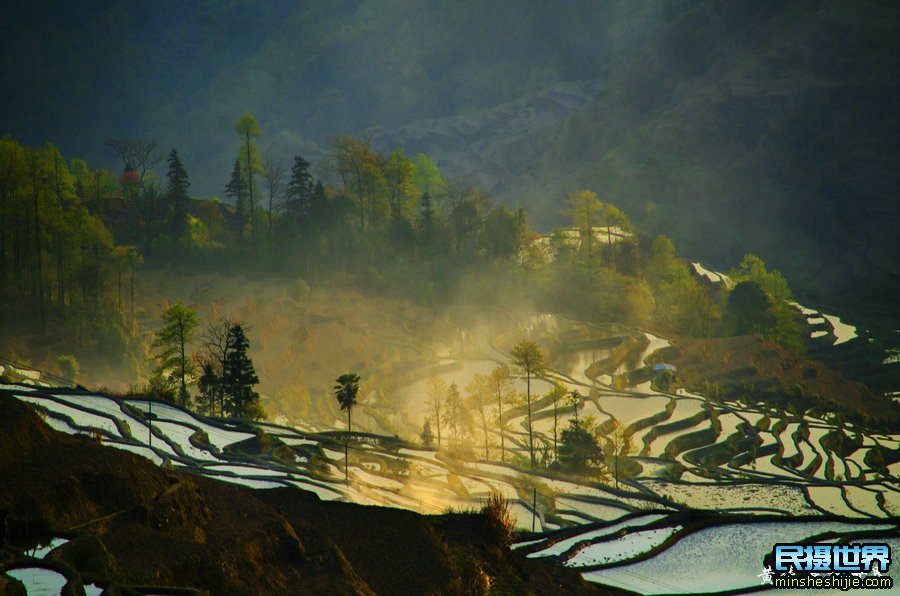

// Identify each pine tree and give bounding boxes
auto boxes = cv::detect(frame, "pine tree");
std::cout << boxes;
[420,419,434,447]
[165,149,190,241]
[195,362,219,416]
[284,154,313,235]
[224,160,247,239]
[223,324,263,419]
[559,419,605,475]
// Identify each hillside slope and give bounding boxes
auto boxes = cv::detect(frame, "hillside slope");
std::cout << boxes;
[0,394,615,595]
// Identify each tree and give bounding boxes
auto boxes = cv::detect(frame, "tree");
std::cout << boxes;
[416,192,436,255]
[261,156,284,239]
[424,375,448,449]
[152,301,198,407]
[383,147,416,217]
[729,254,805,352]
[482,206,521,259]
[546,385,567,462]
[224,160,247,238]
[604,420,634,489]
[165,149,190,241]
[195,362,219,416]
[283,154,313,238]
[420,419,434,447]
[195,315,242,416]
[466,373,492,459]
[412,153,445,196]
[333,372,361,480]
[570,390,581,425]
[566,189,602,263]
[332,135,384,233]
[488,366,514,462]
[726,280,775,336]
[104,138,160,185]
[559,418,605,475]
[511,339,547,469]
[235,114,262,247]
[443,381,469,446]
[223,324,263,420]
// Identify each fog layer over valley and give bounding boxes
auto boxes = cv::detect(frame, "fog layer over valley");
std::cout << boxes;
[2,1,899,593]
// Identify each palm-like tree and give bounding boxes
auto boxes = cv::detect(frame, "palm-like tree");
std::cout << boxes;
[333,373,360,480]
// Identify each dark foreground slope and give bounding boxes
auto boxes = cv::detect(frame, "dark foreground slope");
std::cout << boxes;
[0,395,614,595]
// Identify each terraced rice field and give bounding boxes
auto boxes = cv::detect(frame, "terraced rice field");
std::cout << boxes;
[2,305,897,592]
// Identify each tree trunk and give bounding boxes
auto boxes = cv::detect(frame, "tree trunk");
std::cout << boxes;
[480,407,488,460]
[129,270,135,336]
[553,402,558,461]
[179,322,187,406]
[345,407,351,482]
[497,387,505,462]
[31,155,45,331]
[526,370,534,469]
[245,131,256,251]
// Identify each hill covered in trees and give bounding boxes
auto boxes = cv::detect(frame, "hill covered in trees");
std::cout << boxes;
[2,1,897,309]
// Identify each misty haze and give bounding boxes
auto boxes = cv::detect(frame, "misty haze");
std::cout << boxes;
[1,1,898,594]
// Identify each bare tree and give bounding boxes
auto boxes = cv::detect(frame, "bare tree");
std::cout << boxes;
[104,138,160,182]
[424,375,448,449]
[262,156,285,239]
[197,315,244,416]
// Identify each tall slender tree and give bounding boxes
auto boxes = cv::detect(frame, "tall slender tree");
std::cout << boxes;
[424,375,448,449]
[282,154,313,240]
[261,156,284,240]
[546,384,567,462]
[223,324,263,419]
[334,372,361,480]
[224,160,247,239]
[152,300,198,407]
[511,339,547,469]
[466,374,492,459]
[488,366,514,462]
[566,189,603,264]
[165,149,190,241]
[235,114,262,247]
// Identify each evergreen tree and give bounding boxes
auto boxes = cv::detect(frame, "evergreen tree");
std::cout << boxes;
[224,160,247,239]
[223,324,263,419]
[559,418,604,475]
[165,149,190,241]
[284,154,313,235]
[420,419,434,447]
[195,362,219,416]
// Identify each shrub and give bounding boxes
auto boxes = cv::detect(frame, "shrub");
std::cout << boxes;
[482,491,514,548]
[57,354,80,382]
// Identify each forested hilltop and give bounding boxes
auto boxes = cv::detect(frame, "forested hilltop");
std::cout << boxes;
[4,126,886,427]
[2,1,897,310]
